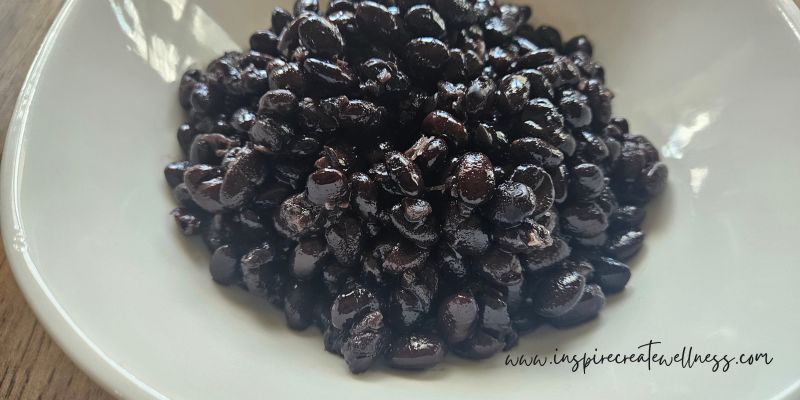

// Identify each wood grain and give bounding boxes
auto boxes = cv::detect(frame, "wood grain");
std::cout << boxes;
[0,0,115,398]
[1,1,800,400]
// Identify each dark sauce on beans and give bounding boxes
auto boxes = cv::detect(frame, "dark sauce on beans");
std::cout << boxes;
[165,0,668,374]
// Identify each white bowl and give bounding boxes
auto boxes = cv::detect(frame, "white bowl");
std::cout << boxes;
[4,0,800,398]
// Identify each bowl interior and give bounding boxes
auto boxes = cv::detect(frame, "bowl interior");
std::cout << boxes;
[5,0,800,398]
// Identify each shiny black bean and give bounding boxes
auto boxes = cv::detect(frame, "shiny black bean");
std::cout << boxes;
[463,76,497,114]
[250,30,279,55]
[383,240,430,274]
[450,330,504,360]
[210,244,241,285]
[642,162,668,197]
[171,207,203,235]
[258,89,298,117]
[294,0,319,15]
[164,160,191,187]
[568,163,606,202]
[390,198,440,247]
[521,236,571,273]
[385,151,425,197]
[484,182,536,228]
[326,215,366,266]
[285,281,319,330]
[405,37,450,78]
[532,268,585,318]
[586,254,630,294]
[355,1,405,43]
[585,79,611,126]
[549,284,604,328]
[289,236,329,279]
[249,116,295,153]
[511,137,564,167]
[437,292,478,344]
[405,136,449,177]
[517,68,554,99]
[341,311,390,373]
[183,164,227,214]
[268,62,305,95]
[298,14,344,57]
[306,168,350,208]
[188,133,238,165]
[405,5,446,38]
[496,74,530,115]
[606,229,645,261]
[338,99,386,134]
[559,90,592,128]
[564,35,593,56]
[274,193,325,240]
[454,152,495,207]
[610,205,646,229]
[331,285,380,329]
[548,164,569,203]
[271,7,294,34]
[509,164,554,216]
[240,243,274,297]
[386,334,445,369]
[304,58,358,95]
[560,202,608,238]
[495,221,553,253]
[476,247,523,286]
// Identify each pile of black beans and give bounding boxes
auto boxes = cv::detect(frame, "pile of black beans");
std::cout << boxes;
[165,0,668,373]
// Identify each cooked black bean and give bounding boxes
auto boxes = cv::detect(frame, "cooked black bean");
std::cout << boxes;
[383,239,430,273]
[549,284,605,328]
[484,182,536,228]
[511,137,564,167]
[386,334,445,369]
[258,89,298,117]
[405,5,446,38]
[438,292,478,344]
[568,163,607,201]
[210,245,241,285]
[171,207,203,235]
[532,268,585,318]
[586,254,631,294]
[561,202,608,238]
[341,310,390,373]
[169,0,668,373]
[285,281,318,330]
[405,37,450,78]
[606,229,645,261]
[476,247,523,286]
[564,35,593,56]
[610,205,646,229]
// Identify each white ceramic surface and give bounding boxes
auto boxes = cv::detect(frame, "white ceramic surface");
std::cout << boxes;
[3,0,800,398]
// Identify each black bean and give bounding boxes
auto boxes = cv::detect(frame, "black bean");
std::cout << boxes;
[183,164,227,214]
[549,284,605,328]
[250,30,279,55]
[586,255,631,294]
[532,268,585,318]
[272,7,294,34]
[306,168,350,208]
[642,161,668,197]
[606,229,645,261]
[463,76,497,114]
[210,245,241,285]
[496,74,530,115]
[438,292,478,344]
[495,221,553,253]
[304,58,358,95]
[386,334,445,369]
[405,37,450,78]
[390,198,440,247]
[511,137,564,167]
[559,90,592,128]
[355,1,404,44]
[338,99,386,134]
[532,25,562,52]
[258,89,298,117]
[585,79,611,126]
[274,193,325,240]
[484,181,536,228]
[454,152,495,207]
[289,236,329,279]
[385,151,425,197]
[568,163,607,202]
[509,164,554,216]
[564,35,593,56]
[171,208,203,235]
[476,247,523,286]
[268,62,305,95]
[164,160,191,187]
[521,236,570,273]
[325,215,365,266]
[294,0,319,16]
[331,285,380,329]
[240,243,275,296]
[610,205,646,229]
[298,14,345,57]
[450,330,504,360]
[341,310,390,373]
[249,116,295,153]
[383,240,430,274]
[285,281,319,330]
[405,5,446,38]
[561,202,608,238]
[188,133,238,165]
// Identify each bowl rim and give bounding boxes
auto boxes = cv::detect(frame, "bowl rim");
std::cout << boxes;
[0,0,165,398]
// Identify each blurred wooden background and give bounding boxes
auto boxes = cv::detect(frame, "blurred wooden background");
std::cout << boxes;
[1,0,800,399]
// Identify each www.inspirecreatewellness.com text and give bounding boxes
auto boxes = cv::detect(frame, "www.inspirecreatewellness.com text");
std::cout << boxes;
[505,340,773,373]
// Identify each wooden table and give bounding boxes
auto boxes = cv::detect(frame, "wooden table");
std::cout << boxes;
[2,1,800,399]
